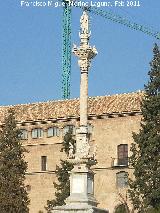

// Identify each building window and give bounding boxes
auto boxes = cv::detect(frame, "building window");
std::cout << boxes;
[88,124,93,134]
[31,128,43,139]
[117,144,128,166]
[26,185,31,192]
[63,125,76,135]
[116,171,128,188]
[20,129,28,140]
[41,156,47,171]
[47,127,59,137]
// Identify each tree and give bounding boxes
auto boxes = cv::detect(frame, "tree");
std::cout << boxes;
[0,109,30,213]
[46,130,75,213]
[129,44,160,212]
[146,207,160,213]
[115,204,129,213]
[117,192,132,213]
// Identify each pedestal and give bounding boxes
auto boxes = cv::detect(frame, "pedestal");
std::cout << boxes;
[52,163,108,213]
[67,163,97,207]
[52,205,108,213]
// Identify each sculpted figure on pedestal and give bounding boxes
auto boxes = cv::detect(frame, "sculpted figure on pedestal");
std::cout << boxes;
[69,142,75,159]
[80,11,89,34]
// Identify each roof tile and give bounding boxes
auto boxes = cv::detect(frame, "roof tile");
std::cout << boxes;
[0,92,143,123]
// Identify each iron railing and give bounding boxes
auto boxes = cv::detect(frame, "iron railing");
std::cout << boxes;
[111,157,129,167]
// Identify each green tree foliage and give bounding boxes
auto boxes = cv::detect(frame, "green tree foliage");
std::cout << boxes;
[46,131,75,213]
[115,204,128,213]
[146,207,160,213]
[129,44,160,212]
[60,130,76,156]
[0,109,30,213]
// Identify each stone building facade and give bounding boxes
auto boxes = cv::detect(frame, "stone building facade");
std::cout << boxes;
[0,92,143,213]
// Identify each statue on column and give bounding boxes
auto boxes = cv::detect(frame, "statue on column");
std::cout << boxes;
[80,10,89,34]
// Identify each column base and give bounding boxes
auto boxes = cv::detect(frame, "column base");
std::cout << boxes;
[51,163,109,213]
[52,204,109,213]
[66,193,97,207]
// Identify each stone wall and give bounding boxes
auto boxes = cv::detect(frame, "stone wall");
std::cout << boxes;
[92,115,141,212]
[21,114,141,213]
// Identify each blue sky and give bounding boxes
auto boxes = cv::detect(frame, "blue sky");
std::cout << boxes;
[0,0,160,105]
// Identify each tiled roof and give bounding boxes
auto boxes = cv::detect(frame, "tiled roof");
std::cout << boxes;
[0,92,143,123]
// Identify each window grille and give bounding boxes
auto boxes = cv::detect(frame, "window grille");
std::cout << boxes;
[32,128,43,139]
[20,129,28,140]
[116,171,128,188]
[47,127,59,137]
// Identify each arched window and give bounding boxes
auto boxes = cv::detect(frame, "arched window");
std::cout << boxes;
[20,129,28,140]
[116,171,128,188]
[47,127,59,137]
[31,128,43,139]
[63,125,76,136]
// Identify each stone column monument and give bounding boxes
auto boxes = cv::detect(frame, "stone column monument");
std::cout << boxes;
[52,9,108,213]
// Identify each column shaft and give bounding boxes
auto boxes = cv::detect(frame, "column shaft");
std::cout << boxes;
[80,71,88,127]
